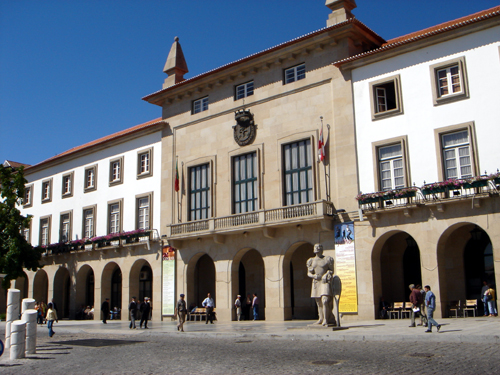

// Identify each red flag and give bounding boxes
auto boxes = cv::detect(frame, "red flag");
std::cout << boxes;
[318,125,325,162]
[174,159,179,192]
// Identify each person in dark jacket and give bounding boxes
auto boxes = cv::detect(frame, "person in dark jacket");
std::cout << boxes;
[409,284,423,328]
[140,297,151,329]
[128,296,138,329]
[101,298,110,324]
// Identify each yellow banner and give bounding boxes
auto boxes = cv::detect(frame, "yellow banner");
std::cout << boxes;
[335,223,358,313]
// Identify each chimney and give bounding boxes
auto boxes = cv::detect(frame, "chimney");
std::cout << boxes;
[162,36,189,89]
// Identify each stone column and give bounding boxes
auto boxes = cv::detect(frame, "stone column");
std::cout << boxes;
[10,320,26,360]
[21,298,35,314]
[22,309,38,355]
[5,288,21,349]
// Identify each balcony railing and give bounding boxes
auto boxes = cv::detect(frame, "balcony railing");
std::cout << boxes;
[358,176,500,212]
[168,200,335,239]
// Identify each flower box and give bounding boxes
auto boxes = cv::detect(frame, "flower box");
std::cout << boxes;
[359,197,380,205]
[394,191,417,199]
[463,180,489,189]
[422,187,446,195]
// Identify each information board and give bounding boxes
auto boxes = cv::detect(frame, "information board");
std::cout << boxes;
[162,246,176,316]
[334,222,358,313]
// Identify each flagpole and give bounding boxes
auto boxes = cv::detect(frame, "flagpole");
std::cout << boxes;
[319,117,330,202]
[175,156,180,223]
[326,123,331,202]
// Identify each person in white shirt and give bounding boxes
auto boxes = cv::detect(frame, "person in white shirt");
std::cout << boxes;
[202,293,215,324]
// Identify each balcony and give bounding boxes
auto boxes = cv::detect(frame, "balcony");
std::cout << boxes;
[357,175,500,214]
[167,200,336,245]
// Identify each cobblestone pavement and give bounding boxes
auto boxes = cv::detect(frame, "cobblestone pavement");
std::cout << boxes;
[0,330,499,375]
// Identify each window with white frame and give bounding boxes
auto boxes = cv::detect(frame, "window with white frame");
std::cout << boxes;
[23,223,31,244]
[83,207,95,239]
[41,179,52,203]
[430,57,469,105]
[109,157,123,186]
[24,185,33,207]
[62,172,73,197]
[60,213,71,242]
[137,196,150,230]
[108,202,121,234]
[235,81,254,100]
[189,164,210,221]
[284,64,306,84]
[442,130,472,179]
[84,165,97,192]
[369,75,403,120]
[233,152,258,214]
[283,139,313,205]
[192,97,209,114]
[378,144,405,191]
[137,148,153,178]
[40,217,50,246]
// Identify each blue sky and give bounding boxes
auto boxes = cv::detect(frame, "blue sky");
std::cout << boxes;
[1,0,497,166]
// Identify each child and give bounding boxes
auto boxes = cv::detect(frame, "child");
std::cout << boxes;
[46,302,58,337]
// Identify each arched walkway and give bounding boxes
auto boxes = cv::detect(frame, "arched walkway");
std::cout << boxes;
[282,242,315,320]
[372,231,421,317]
[186,253,215,310]
[33,269,48,304]
[437,223,495,316]
[231,248,265,320]
[53,267,71,318]
[101,262,122,319]
[75,265,94,316]
[129,259,153,304]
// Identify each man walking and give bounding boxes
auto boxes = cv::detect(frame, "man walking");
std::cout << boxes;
[128,296,138,329]
[140,297,151,329]
[409,284,423,328]
[424,285,441,333]
[101,298,110,324]
[234,295,242,321]
[175,294,187,332]
[252,293,259,321]
[202,293,215,324]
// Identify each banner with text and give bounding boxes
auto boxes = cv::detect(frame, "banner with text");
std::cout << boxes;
[334,222,358,313]
[162,246,176,316]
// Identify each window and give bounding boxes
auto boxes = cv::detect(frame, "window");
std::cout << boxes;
[233,152,258,214]
[109,157,124,186]
[84,165,97,192]
[108,202,121,234]
[61,172,74,198]
[189,164,210,221]
[137,148,153,179]
[39,216,51,246]
[23,221,31,244]
[192,97,208,114]
[442,130,472,180]
[41,179,52,203]
[137,194,152,230]
[430,57,469,105]
[284,64,306,84]
[379,144,404,190]
[235,81,254,100]
[83,206,95,239]
[60,212,71,242]
[369,75,403,120]
[283,139,313,205]
[24,184,33,207]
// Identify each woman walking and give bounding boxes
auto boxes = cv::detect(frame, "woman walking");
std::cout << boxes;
[46,302,58,337]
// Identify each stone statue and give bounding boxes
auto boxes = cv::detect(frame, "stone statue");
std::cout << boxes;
[307,243,336,326]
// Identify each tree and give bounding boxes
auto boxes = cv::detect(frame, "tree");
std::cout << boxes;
[0,165,43,289]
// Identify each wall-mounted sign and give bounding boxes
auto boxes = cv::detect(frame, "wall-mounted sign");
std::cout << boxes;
[162,246,176,316]
[334,222,358,313]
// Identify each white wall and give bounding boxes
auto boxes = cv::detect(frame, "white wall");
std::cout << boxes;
[21,131,163,245]
[352,26,500,194]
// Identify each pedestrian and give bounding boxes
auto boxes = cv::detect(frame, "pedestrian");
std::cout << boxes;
[487,284,497,317]
[129,296,138,329]
[40,300,47,323]
[252,293,259,321]
[202,293,215,324]
[481,281,490,316]
[424,285,441,333]
[408,284,423,328]
[101,298,110,324]
[140,297,151,328]
[379,297,390,319]
[234,295,242,321]
[35,302,43,324]
[417,285,427,326]
[245,293,252,320]
[175,294,187,332]
[46,302,58,337]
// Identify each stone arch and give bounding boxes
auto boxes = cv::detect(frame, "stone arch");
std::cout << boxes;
[102,262,122,316]
[371,230,421,317]
[186,253,215,310]
[129,259,153,304]
[231,248,265,320]
[53,267,71,318]
[282,241,315,320]
[75,265,94,316]
[437,222,494,316]
[33,269,48,304]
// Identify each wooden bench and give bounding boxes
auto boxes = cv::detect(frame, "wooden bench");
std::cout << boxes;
[188,307,217,321]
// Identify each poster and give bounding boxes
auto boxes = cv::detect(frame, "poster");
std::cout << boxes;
[162,246,176,316]
[334,222,358,313]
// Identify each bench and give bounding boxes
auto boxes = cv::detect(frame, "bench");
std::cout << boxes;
[187,307,217,321]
